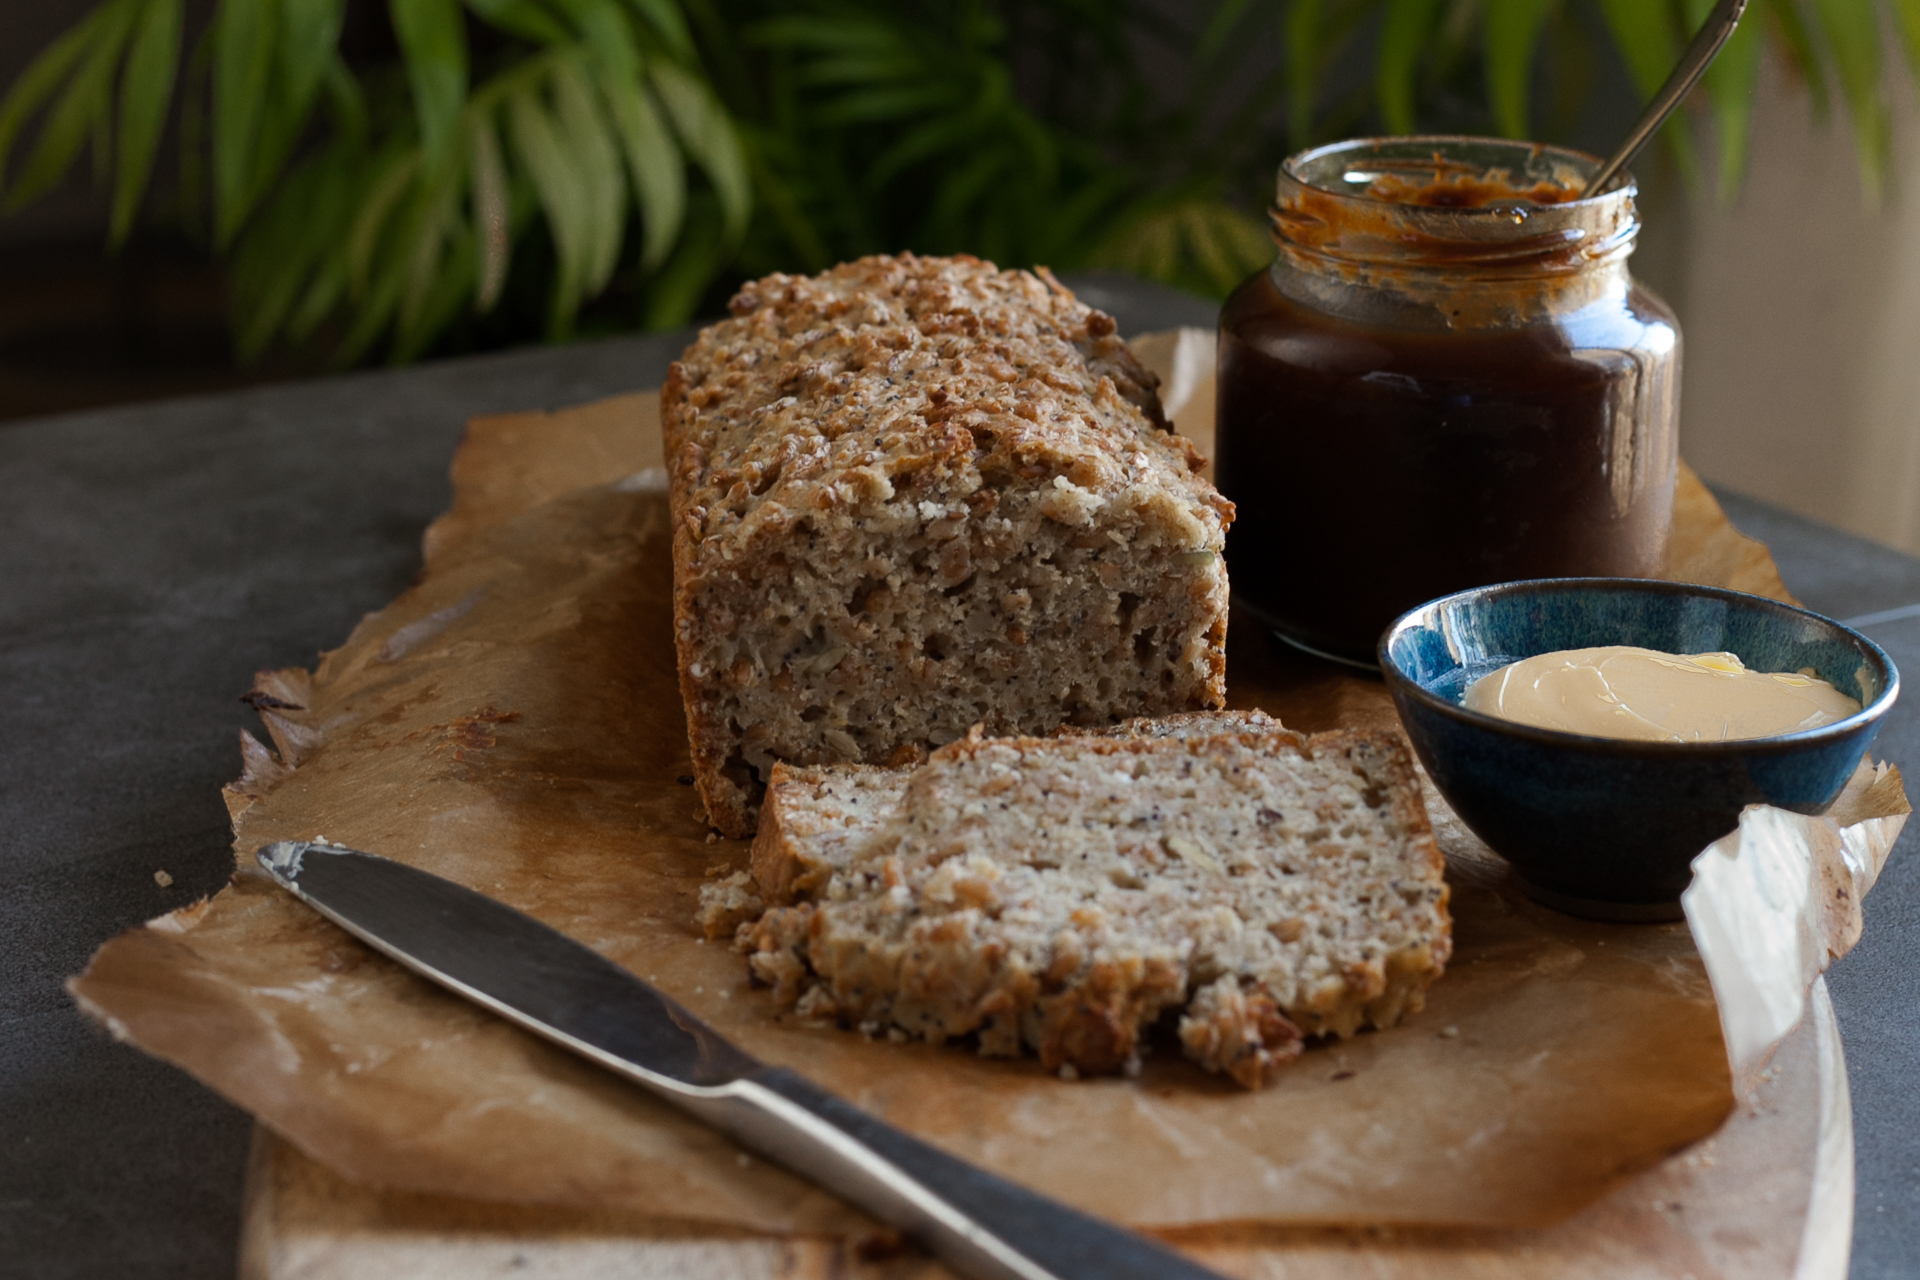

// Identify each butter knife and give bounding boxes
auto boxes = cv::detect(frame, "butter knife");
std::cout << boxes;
[255,840,1227,1280]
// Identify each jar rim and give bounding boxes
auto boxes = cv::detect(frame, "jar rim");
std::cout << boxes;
[1282,135,1628,203]
[1273,135,1638,273]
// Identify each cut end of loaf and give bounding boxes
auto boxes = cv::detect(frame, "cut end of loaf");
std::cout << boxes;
[663,254,1233,836]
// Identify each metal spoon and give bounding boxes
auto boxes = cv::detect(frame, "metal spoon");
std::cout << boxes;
[1587,0,1749,194]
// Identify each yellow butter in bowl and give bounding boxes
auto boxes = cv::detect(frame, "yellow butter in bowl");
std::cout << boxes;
[1462,646,1861,743]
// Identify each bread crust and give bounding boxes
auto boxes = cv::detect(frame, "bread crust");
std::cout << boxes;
[747,761,911,906]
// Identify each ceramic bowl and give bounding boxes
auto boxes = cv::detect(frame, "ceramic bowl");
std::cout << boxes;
[1378,578,1899,919]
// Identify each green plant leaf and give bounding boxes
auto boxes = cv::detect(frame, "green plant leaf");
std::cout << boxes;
[229,1,344,239]
[173,22,211,236]
[1179,199,1270,294]
[642,189,725,329]
[618,0,698,63]
[1092,199,1182,284]
[280,0,346,110]
[1376,0,1442,134]
[210,0,279,243]
[1087,188,1272,299]
[1595,0,1697,185]
[231,143,354,358]
[287,257,346,341]
[395,225,476,360]
[110,0,183,243]
[552,52,624,294]
[347,145,421,294]
[0,1,123,194]
[332,257,405,367]
[344,157,448,361]
[463,0,571,44]
[287,162,356,344]
[468,108,512,309]
[507,78,588,335]
[91,69,114,188]
[1810,0,1889,203]
[1896,0,1920,79]
[399,180,461,343]
[7,0,139,211]
[1685,0,1762,203]
[1484,0,1555,139]
[566,0,640,81]
[650,59,749,240]
[289,157,357,337]
[569,0,690,268]
[321,51,367,144]
[595,61,686,270]
[1765,0,1828,117]
[392,0,470,170]
[795,49,926,88]
[1596,0,1678,98]
[751,15,899,55]
[814,85,957,127]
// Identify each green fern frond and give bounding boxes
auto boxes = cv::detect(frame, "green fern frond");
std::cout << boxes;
[1089,194,1274,300]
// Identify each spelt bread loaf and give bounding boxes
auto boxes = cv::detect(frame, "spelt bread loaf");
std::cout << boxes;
[663,253,1235,836]
[723,725,1450,1088]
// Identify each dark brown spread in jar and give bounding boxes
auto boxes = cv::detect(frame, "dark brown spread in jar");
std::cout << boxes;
[1214,137,1679,665]
[1362,169,1585,208]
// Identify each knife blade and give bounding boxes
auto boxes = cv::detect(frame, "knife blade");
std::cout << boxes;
[256,840,1230,1280]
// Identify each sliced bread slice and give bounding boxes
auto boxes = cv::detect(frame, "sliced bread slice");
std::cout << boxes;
[701,709,1283,932]
[725,724,1449,1087]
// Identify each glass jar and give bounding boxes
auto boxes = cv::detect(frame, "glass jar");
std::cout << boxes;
[1215,136,1680,666]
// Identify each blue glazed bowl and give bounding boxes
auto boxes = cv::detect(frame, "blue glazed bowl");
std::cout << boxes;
[1378,578,1899,919]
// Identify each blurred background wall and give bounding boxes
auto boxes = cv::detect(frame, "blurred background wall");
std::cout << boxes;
[1661,48,1920,556]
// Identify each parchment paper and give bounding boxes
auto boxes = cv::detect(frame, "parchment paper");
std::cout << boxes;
[69,335,1903,1236]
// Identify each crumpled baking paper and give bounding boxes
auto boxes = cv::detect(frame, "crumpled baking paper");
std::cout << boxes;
[1684,763,1905,1087]
[68,333,1902,1235]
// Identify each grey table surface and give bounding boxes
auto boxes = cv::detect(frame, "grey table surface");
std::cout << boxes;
[0,272,1914,1279]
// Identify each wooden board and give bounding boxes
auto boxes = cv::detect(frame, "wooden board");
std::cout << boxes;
[239,978,1850,1280]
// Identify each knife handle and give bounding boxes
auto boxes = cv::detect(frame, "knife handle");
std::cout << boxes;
[704,1068,1227,1280]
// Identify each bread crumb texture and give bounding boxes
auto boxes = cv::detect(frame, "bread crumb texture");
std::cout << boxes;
[702,716,1451,1089]
[664,253,1234,836]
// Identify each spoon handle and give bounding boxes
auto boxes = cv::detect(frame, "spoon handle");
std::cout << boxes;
[1588,0,1749,194]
